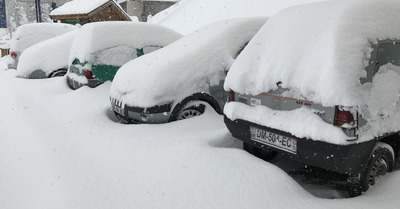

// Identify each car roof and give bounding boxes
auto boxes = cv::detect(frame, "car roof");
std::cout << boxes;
[225,0,400,107]
[69,21,183,63]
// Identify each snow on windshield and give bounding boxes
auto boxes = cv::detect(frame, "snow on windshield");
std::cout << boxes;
[10,23,76,52]
[68,21,182,64]
[17,31,78,77]
[225,0,400,107]
[148,0,327,34]
[110,17,267,108]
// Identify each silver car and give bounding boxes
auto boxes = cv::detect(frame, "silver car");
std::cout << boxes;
[110,17,268,124]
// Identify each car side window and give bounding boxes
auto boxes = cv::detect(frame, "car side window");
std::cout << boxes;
[374,42,400,75]
[93,46,138,66]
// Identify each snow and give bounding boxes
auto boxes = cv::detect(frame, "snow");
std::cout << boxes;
[17,30,78,78]
[225,0,400,107]
[357,64,400,141]
[148,0,327,34]
[110,17,267,108]
[1,56,400,208]
[50,0,113,16]
[68,21,182,65]
[10,23,76,52]
[224,102,350,144]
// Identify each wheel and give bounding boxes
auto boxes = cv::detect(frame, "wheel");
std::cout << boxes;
[347,142,394,197]
[49,69,67,78]
[243,142,278,161]
[175,102,206,121]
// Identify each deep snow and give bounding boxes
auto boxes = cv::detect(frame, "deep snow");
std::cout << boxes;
[1,57,400,208]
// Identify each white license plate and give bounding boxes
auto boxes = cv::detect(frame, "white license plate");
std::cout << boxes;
[112,104,125,116]
[250,126,297,154]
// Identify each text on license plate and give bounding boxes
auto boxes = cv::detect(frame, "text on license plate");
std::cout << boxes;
[250,126,297,154]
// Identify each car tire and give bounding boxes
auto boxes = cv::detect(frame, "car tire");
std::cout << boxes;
[49,69,67,78]
[347,142,394,197]
[243,142,278,161]
[175,102,206,120]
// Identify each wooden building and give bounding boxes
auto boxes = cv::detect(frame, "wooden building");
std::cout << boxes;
[50,0,131,25]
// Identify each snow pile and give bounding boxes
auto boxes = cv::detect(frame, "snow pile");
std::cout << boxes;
[110,17,267,107]
[68,21,182,64]
[225,103,350,144]
[358,64,400,141]
[148,0,326,34]
[225,0,400,107]
[1,57,400,208]
[50,0,113,15]
[10,23,76,52]
[17,31,78,77]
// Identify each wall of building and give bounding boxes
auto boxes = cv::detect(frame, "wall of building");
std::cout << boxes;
[121,0,144,21]
[142,1,174,21]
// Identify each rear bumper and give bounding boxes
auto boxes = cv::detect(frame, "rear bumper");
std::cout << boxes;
[224,116,376,174]
[67,75,102,90]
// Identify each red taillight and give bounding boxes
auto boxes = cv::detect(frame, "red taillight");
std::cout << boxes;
[11,52,17,59]
[228,91,235,102]
[334,107,355,126]
[83,70,94,79]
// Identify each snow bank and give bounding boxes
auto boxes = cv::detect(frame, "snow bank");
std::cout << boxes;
[10,23,76,52]
[2,59,400,208]
[68,21,182,64]
[225,102,350,144]
[50,0,112,15]
[110,17,267,107]
[225,0,400,107]
[148,0,326,34]
[17,31,77,77]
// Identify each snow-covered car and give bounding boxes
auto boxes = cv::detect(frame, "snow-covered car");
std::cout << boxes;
[66,21,182,90]
[109,17,267,124]
[17,30,77,78]
[8,23,76,69]
[224,0,400,197]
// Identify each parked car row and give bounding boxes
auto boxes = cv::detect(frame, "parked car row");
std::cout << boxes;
[9,0,400,197]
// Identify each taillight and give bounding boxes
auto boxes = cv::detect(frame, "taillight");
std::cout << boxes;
[228,91,235,102]
[334,107,355,126]
[83,70,94,79]
[11,52,17,59]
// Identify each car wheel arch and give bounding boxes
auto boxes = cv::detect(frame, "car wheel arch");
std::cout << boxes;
[168,93,222,122]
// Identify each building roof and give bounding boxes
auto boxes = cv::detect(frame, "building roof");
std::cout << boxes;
[50,0,122,16]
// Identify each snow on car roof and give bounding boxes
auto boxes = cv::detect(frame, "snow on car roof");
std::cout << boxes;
[17,31,78,77]
[11,23,76,51]
[50,0,112,16]
[148,0,327,34]
[110,17,268,107]
[68,21,182,63]
[225,0,400,107]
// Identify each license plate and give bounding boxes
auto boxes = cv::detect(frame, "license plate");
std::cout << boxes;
[250,126,297,154]
[112,104,125,116]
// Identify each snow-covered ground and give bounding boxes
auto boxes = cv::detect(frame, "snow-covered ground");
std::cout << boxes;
[1,57,400,208]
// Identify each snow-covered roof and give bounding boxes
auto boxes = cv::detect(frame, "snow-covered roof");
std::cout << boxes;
[110,17,267,107]
[225,0,400,107]
[69,21,182,63]
[17,31,78,77]
[50,0,116,16]
[148,0,327,34]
